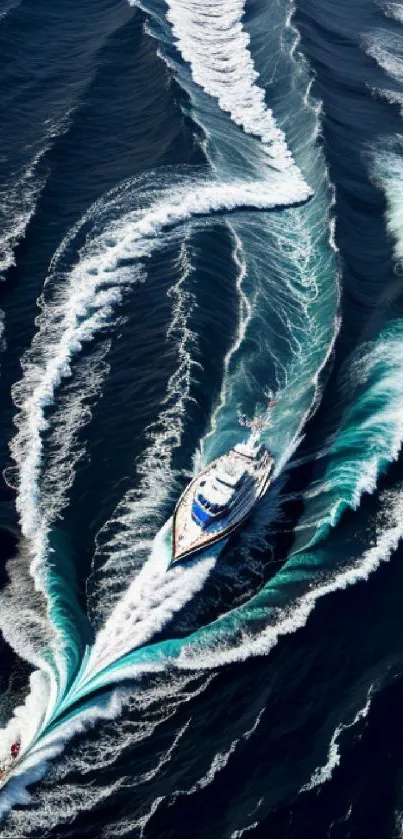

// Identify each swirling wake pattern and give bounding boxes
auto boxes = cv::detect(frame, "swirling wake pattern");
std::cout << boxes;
[2,0,402,832]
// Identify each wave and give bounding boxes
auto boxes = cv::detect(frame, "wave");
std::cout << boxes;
[162,0,304,173]
[0,0,21,21]
[0,114,73,283]
[88,238,202,628]
[0,474,398,826]
[0,167,309,801]
[0,0,341,819]
[9,168,307,610]
[289,319,403,549]
[1,673,214,833]
[378,1,403,25]
[364,2,403,111]
[103,704,265,838]
[377,146,403,256]
[268,146,403,555]
[365,29,403,84]
[94,481,403,683]
[129,0,312,186]
[301,685,373,792]
[0,111,74,387]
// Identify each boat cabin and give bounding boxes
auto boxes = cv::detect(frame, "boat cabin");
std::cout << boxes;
[191,462,249,529]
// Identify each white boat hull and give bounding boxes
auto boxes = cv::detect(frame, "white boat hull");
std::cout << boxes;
[171,445,274,564]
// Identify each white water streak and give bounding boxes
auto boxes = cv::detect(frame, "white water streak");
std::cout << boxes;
[161,0,307,181]
[89,240,200,624]
[84,524,216,683]
[173,488,403,670]
[301,687,373,792]
[0,115,71,281]
[176,705,265,796]
[11,176,306,632]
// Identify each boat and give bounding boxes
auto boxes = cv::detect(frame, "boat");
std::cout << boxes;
[171,402,276,565]
[0,740,20,786]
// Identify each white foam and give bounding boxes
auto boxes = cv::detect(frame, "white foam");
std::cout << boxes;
[6,675,214,838]
[365,30,403,82]
[81,521,217,687]
[0,114,71,283]
[294,150,403,546]
[129,0,310,186]
[380,1,403,24]
[0,667,60,819]
[172,487,403,670]
[301,686,373,791]
[10,175,308,639]
[88,240,200,625]
[60,674,212,779]
[375,148,403,259]
[231,820,260,839]
[175,705,264,796]
[0,0,329,815]
[0,690,127,829]
[106,795,166,839]
[60,471,402,707]
[202,225,250,451]
[364,6,403,113]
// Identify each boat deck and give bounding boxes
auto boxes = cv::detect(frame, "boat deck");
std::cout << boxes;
[172,448,274,563]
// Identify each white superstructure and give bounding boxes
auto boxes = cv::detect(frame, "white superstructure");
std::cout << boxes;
[171,436,274,564]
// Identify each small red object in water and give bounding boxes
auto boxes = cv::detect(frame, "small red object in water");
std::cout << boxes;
[10,742,20,758]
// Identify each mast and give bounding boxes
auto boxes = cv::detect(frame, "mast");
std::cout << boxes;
[238,398,276,449]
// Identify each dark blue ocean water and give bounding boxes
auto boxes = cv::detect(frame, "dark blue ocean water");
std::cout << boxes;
[1,0,403,836]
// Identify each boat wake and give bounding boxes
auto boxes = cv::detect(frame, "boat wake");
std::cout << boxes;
[0,163,316,814]
[0,0,354,825]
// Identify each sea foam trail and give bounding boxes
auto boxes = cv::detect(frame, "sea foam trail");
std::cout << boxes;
[301,686,373,792]
[365,29,403,87]
[79,530,216,690]
[88,240,200,628]
[129,0,309,185]
[7,174,307,685]
[91,483,403,685]
[1,673,213,832]
[0,688,125,823]
[0,115,72,282]
[377,148,403,257]
[276,148,403,551]
[364,5,403,110]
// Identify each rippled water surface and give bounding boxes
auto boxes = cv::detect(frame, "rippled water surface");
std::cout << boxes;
[0,0,403,836]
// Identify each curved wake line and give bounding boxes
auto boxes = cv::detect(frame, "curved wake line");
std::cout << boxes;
[129,0,309,186]
[0,0,330,809]
[294,318,403,552]
[1,482,396,813]
[284,148,403,554]
[301,686,373,792]
[88,238,201,627]
[5,173,308,686]
[201,225,250,452]
[80,481,403,692]
[0,113,72,282]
